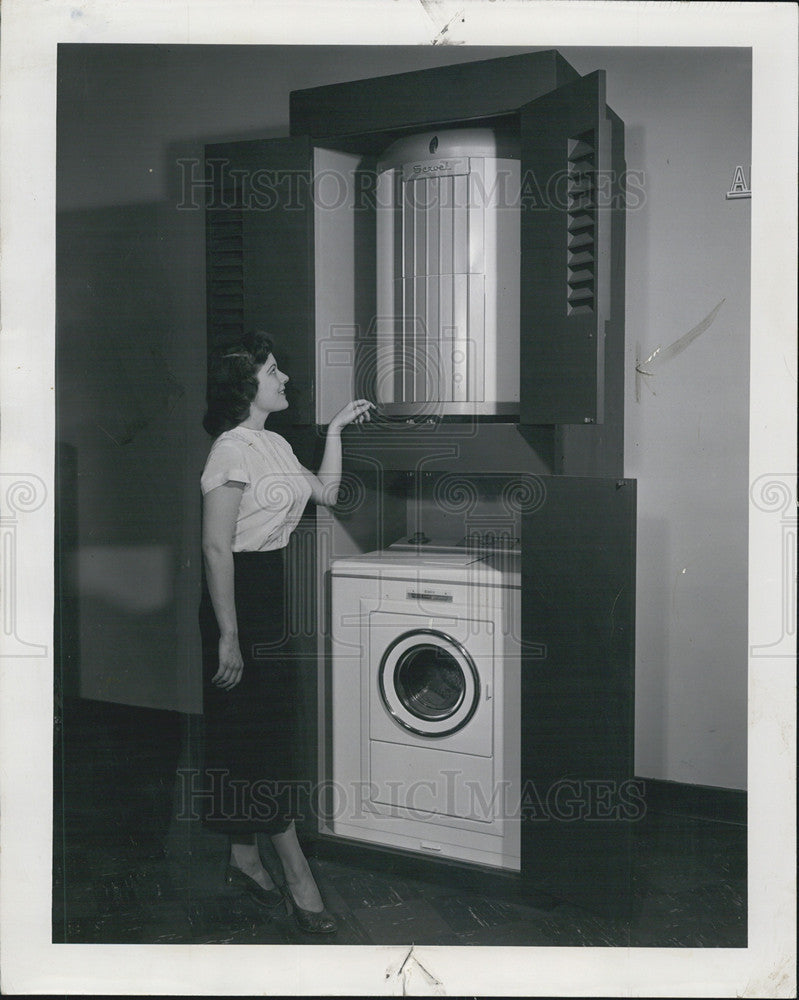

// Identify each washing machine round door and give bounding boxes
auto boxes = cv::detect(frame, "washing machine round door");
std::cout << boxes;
[378,628,480,737]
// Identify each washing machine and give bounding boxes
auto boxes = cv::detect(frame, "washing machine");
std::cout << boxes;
[328,539,521,871]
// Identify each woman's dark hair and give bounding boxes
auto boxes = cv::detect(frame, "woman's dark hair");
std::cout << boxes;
[202,331,275,437]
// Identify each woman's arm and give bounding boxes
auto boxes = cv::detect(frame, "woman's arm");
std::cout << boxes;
[305,399,374,507]
[202,481,246,690]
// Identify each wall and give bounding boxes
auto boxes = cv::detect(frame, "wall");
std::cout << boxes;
[560,47,751,789]
[57,45,750,787]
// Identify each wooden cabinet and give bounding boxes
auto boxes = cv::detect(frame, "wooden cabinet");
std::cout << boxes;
[204,50,635,915]
[520,474,636,913]
[205,50,626,460]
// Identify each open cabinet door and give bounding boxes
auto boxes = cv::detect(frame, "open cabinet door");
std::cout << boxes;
[205,137,318,804]
[521,476,636,918]
[206,136,315,427]
[519,71,614,426]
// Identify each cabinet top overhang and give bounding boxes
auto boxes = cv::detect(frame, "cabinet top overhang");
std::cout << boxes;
[289,49,579,140]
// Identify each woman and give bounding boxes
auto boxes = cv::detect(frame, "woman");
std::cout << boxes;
[199,330,372,934]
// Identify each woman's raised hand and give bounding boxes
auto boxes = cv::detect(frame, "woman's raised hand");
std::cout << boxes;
[329,399,375,432]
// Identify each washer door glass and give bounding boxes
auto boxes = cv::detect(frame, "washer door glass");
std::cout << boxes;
[379,629,480,737]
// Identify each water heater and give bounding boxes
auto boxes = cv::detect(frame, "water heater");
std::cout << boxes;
[375,128,520,417]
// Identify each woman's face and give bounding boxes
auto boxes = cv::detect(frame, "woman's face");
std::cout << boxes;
[252,353,289,415]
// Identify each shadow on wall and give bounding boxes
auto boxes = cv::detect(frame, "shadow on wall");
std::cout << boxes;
[57,202,187,447]
[56,201,194,709]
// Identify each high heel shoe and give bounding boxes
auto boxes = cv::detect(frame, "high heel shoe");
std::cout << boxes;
[224,864,285,910]
[281,883,338,934]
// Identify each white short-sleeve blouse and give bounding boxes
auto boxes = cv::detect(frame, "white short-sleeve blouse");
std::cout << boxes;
[201,427,313,551]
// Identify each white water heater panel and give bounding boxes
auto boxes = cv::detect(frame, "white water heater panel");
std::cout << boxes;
[375,129,520,417]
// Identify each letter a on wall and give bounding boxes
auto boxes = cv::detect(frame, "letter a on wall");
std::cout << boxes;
[726,165,751,199]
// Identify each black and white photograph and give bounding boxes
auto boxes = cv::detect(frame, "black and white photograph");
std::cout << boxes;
[0,1,796,996]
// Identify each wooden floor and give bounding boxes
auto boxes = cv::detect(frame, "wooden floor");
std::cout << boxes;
[53,698,747,947]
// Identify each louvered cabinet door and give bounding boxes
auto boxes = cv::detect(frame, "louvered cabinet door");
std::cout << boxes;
[519,71,616,426]
[206,185,245,349]
[205,137,315,427]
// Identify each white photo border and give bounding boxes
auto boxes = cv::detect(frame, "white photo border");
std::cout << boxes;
[0,1,796,996]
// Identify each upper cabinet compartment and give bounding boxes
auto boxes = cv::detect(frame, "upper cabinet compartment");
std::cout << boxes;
[204,52,625,432]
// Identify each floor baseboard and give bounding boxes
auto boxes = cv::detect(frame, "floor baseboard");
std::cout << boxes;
[637,777,746,826]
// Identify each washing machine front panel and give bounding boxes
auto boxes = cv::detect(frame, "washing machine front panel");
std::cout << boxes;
[368,602,495,757]
[378,627,480,738]
[330,550,521,871]
[368,741,496,823]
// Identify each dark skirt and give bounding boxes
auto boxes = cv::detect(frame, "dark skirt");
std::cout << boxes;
[199,549,299,835]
